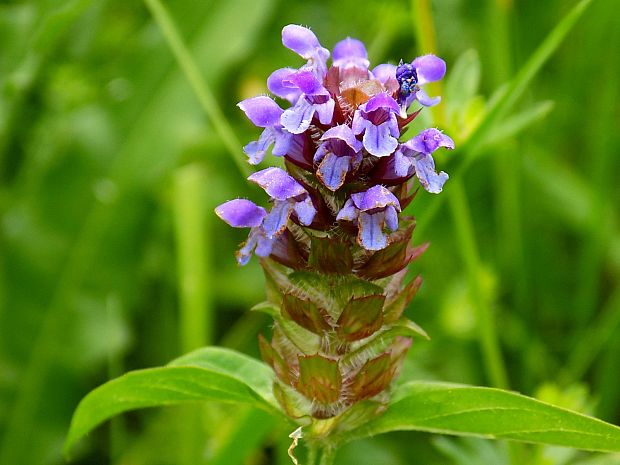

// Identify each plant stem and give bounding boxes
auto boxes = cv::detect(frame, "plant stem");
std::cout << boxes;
[143,0,251,177]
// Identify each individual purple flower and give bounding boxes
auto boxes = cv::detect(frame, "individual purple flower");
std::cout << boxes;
[333,37,370,71]
[393,128,454,194]
[267,67,303,104]
[281,25,330,79]
[336,185,401,251]
[215,199,273,265]
[352,93,401,157]
[248,167,317,236]
[238,96,293,165]
[280,70,335,134]
[314,125,363,191]
[396,54,446,109]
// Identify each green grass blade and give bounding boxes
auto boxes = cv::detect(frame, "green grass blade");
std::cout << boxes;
[143,0,251,177]
[453,0,594,167]
[341,381,620,452]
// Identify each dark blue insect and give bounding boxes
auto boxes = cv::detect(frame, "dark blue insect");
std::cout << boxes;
[396,59,418,100]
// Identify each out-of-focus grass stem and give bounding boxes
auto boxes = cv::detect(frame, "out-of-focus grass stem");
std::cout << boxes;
[173,163,212,352]
[143,0,251,177]
[172,163,212,465]
[449,181,509,390]
[411,0,446,128]
[412,0,508,390]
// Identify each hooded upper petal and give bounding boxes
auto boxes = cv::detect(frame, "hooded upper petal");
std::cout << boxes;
[268,68,302,103]
[351,185,401,212]
[215,199,267,228]
[333,37,370,69]
[248,167,307,200]
[408,128,455,154]
[412,54,446,84]
[238,96,283,127]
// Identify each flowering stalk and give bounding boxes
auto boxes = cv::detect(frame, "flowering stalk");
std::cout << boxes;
[216,25,453,448]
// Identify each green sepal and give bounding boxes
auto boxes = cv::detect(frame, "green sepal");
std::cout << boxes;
[297,354,342,404]
[337,295,385,341]
[282,293,333,334]
[308,235,354,274]
[383,275,423,323]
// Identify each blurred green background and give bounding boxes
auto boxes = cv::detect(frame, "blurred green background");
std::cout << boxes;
[1,0,619,464]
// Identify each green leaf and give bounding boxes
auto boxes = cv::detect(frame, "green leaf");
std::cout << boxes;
[65,348,280,456]
[341,381,620,453]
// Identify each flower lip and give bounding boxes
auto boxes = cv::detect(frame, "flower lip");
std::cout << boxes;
[320,125,363,153]
[351,185,401,213]
[215,199,267,228]
[247,167,307,200]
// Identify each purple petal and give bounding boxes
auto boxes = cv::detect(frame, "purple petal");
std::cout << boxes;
[358,212,388,251]
[293,197,316,225]
[363,93,400,114]
[268,68,302,103]
[351,110,366,135]
[351,185,401,212]
[262,201,293,237]
[393,148,413,177]
[372,64,396,84]
[237,228,274,265]
[284,70,325,96]
[408,128,455,154]
[247,167,306,200]
[271,127,294,156]
[315,99,335,125]
[282,25,324,59]
[333,37,370,69]
[321,125,363,152]
[317,153,351,191]
[281,99,315,134]
[363,122,399,157]
[415,88,441,107]
[237,96,283,127]
[385,205,398,231]
[336,199,358,222]
[412,54,446,84]
[243,127,275,165]
[412,153,449,194]
[215,199,266,228]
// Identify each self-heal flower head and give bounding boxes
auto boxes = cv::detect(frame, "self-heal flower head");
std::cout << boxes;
[280,70,335,134]
[248,167,317,237]
[238,96,292,165]
[282,25,330,79]
[315,125,363,191]
[393,128,454,194]
[396,54,446,109]
[352,93,401,157]
[337,185,401,251]
[215,199,273,265]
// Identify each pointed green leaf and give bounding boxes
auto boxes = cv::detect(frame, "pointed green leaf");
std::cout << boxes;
[65,348,280,456]
[341,381,620,452]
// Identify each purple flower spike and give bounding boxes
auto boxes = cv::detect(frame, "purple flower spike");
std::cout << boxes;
[238,96,292,164]
[314,125,363,191]
[282,25,330,79]
[336,185,401,251]
[248,167,316,236]
[280,71,335,134]
[352,93,401,157]
[333,37,370,70]
[394,128,453,194]
[215,199,273,265]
